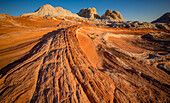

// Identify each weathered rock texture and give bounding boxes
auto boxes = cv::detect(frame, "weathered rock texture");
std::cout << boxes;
[101,10,125,21]
[77,8,100,19]
[21,4,79,17]
[0,14,9,19]
[152,12,170,24]
[0,13,170,103]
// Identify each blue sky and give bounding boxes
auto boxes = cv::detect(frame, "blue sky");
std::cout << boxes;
[0,0,170,22]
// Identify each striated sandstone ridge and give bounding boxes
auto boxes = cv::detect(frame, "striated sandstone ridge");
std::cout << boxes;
[21,4,79,17]
[101,10,125,21]
[152,12,170,24]
[0,12,170,102]
[77,8,100,19]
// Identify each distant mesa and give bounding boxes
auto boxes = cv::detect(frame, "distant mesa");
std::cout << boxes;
[77,7,100,19]
[21,4,79,17]
[152,12,170,24]
[101,10,125,21]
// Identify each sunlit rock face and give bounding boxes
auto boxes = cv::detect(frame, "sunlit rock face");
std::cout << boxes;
[101,10,125,21]
[21,4,79,17]
[77,7,100,19]
[0,6,170,103]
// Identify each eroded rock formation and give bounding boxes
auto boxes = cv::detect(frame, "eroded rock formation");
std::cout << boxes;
[101,10,125,21]
[77,8,100,19]
[21,4,78,17]
[0,11,170,103]
[152,12,170,24]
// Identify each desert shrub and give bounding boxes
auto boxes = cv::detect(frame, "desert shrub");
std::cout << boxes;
[91,37,96,40]
[91,33,95,35]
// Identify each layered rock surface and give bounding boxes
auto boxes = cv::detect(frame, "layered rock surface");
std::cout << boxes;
[101,10,125,21]
[77,8,100,19]
[0,11,170,103]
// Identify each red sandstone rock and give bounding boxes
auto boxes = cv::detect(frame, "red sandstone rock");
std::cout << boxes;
[0,13,169,103]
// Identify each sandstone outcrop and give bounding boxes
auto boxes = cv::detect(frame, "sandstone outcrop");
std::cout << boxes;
[101,10,125,21]
[0,14,8,19]
[0,13,12,20]
[0,9,170,103]
[21,4,79,17]
[88,19,169,30]
[77,7,100,19]
[152,12,170,24]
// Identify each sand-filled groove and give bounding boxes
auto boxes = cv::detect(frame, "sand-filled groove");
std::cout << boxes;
[0,25,170,103]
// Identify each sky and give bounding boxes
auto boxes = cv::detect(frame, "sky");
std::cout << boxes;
[0,0,170,22]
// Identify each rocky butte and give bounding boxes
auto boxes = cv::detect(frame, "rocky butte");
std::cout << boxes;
[77,7,100,19]
[101,10,125,21]
[0,4,170,103]
[152,12,170,24]
[21,4,79,17]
